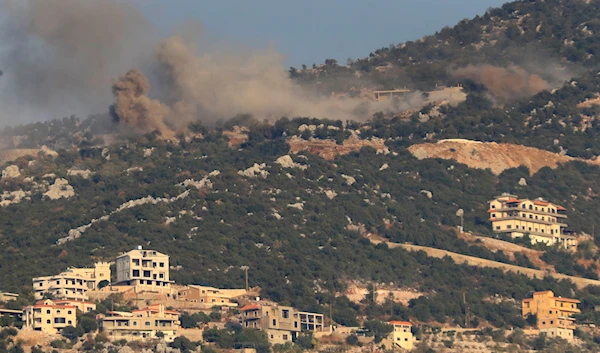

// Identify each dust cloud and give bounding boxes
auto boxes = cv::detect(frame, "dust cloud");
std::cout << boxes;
[0,0,153,124]
[450,64,552,102]
[0,0,427,133]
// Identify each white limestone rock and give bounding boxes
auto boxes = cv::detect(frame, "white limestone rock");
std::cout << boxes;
[1,165,20,179]
[341,174,356,185]
[44,178,75,200]
[420,190,433,199]
[519,177,527,186]
[379,163,389,171]
[238,163,269,178]
[275,155,307,170]
[67,169,92,179]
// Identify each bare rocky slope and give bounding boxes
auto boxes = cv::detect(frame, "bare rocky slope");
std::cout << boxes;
[408,139,600,175]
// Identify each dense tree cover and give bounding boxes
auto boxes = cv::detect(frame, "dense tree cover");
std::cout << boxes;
[293,0,600,92]
[0,123,597,328]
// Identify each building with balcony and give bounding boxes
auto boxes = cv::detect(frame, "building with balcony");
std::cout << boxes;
[53,300,96,313]
[32,263,110,301]
[176,285,246,308]
[114,246,172,291]
[23,299,77,334]
[488,194,577,248]
[373,89,410,101]
[388,321,413,351]
[522,290,580,341]
[240,303,325,344]
[0,292,18,302]
[98,304,180,342]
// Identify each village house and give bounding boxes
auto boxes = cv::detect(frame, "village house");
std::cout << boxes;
[98,304,180,342]
[53,300,96,313]
[114,246,172,291]
[0,292,18,302]
[388,321,413,351]
[488,194,577,248]
[522,290,580,341]
[241,303,326,344]
[176,285,246,308]
[32,262,111,301]
[23,299,77,334]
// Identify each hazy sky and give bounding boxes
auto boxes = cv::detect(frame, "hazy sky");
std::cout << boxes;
[133,0,509,67]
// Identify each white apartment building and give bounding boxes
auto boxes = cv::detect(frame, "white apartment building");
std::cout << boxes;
[23,299,77,334]
[114,246,172,290]
[32,262,111,301]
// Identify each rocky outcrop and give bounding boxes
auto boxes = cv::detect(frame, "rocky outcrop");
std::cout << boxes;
[44,178,75,200]
[341,174,356,185]
[287,136,388,160]
[408,139,600,175]
[67,169,93,179]
[1,165,20,179]
[238,163,269,178]
[275,155,307,170]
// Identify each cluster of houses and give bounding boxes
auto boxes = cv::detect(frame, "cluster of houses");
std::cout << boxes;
[3,243,582,350]
[1,246,361,347]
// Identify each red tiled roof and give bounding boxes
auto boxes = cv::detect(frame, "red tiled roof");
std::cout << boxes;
[389,321,412,326]
[556,205,567,211]
[240,304,260,311]
[506,198,520,203]
[534,201,549,206]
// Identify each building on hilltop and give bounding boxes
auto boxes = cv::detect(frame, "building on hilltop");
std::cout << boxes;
[522,290,580,341]
[98,304,180,342]
[373,89,410,101]
[388,321,413,351]
[176,285,246,308]
[53,300,96,313]
[32,262,111,301]
[114,246,172,291]
[23,299,77,334]
[241,303,326,345]
[488,194,577,248]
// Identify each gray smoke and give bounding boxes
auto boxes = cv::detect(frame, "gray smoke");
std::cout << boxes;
[0,0,153,123]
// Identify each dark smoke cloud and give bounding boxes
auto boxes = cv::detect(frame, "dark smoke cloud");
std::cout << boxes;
[450,64,553,102]
[0,0,153,123]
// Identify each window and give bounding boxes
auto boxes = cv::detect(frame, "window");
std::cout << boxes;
[145,322,150,326]
[133,270,140,277]
[54,318,66,324]
[47,320,51,324]
[491,205,496,209]
[496,226,501,230]
[529,205,532,210]
[535,207,538,211]
[68,311,72,315]
[143,270,151,278]
[283,335,288,341]
[507,225,512,229]
[282,310,289,319]
[492,214,496,218]
[273,319,277,326]
[47,310,51,314]
[529,215,533,219]
[133,259,140,266]
[160,262,165,267]
[294,322,298,328]
[159,273,164,279]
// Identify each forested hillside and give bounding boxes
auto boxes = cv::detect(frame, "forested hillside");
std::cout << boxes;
[5,0,600,336]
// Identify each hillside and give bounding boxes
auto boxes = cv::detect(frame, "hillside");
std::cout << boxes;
[5,1,600,346]
[408,139,600,175]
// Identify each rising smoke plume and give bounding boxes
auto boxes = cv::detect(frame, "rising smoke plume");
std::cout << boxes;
[450,64,552,102]
[0,0,153,123]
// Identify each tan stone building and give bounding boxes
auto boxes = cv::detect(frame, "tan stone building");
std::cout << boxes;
[488,194,576,248]
[53,300,97,313]
[99,304,180,342]
[241,304,325,344]
[0,292,18,302]
[176,285,246,307]
[32,262,111,301]
[522,290,580,341]
[115,246,172,291]
[388,321,413,351]
[23,299,77,334]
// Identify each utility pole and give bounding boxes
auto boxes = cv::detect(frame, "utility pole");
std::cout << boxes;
[240,266,249,291]
[463,292,469,329]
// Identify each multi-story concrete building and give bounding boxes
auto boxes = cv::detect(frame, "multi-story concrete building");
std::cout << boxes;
[98,304,180,342]
[0,292,18,302]
[176,285,246,307]
[488,194,577,248]
[53,300,96,313]
[240,304,325,344]
[23,299,77,334]
[522,290,580,341]
[373,89,410,101]
[388,321,413,351]
[114,246,172,290]
[32,262,111,301]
